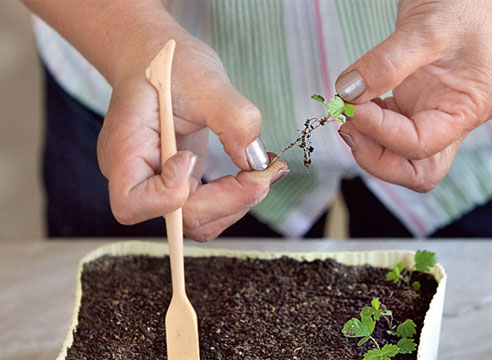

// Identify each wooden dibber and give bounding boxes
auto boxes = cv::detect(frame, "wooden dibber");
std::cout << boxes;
[146,40,200,360]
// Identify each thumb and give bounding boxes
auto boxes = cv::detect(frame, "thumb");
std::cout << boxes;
[182,153,289,242]
[335,27,442,103]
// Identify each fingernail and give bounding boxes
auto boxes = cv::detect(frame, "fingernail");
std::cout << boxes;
[187,155,198,176]
[246,137,269,170]
[270,169,290,185]
[335,71,366,101]
[339,131,357,150]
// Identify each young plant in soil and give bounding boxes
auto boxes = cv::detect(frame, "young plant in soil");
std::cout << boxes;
[342,250,438,359]
[273,94,355,168]
[342,298,418,359]
[386,250,438,292]
[66,254,438,359]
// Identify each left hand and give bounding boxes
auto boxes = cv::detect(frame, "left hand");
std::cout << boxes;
[97,16,288,242]
[335,0,492,192]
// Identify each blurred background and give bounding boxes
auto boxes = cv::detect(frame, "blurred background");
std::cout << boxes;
[0,0,43,240]
[0,1,347,240]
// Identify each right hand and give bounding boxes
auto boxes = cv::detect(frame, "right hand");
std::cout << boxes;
[336,0,492,193]
[97,11,289,242]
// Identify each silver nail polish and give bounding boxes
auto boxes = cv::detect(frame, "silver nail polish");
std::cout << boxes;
[338,131,357,151]
[246,137,269,170]
[270,169,290,185]
[335,71,366,101]
[187,155,198,176]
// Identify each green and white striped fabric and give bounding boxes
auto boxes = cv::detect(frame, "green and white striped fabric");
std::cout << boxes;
[33,0,492,236]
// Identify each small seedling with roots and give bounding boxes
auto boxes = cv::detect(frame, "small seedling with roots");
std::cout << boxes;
[273,94,355,168]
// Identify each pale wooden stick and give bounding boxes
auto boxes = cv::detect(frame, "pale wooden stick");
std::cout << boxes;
[146,39,200,360]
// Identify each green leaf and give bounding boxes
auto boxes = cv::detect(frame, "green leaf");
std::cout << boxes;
[342,316,375,338]
[361,313,376,336]
[386,261,405,284]
[358,335,371,346]
[342,318,365,338]
[344,103,355,117]
[334,116,346,124]
[386,271,400,283]
[364,349,382,360]
[397,338,417,354]
[371,298,380,310]
[361,307,383,322]
[412,281,421,292]
[361,306,374,319]
[397,319,417,339]
[311,94,325,103]
[325,96,345,116]
[381,344,398,359]
[387,329,397,336]
[414,250,437,272]
[381,344,399,358]
[364,344,399,360]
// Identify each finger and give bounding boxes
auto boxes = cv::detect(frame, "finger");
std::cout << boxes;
[348,101,472,159]
[335,25,445,103]
[338,122,461,193]
[176,127,209,180]
[175,75,268,171]
[183,155,289,239]
[207,85,267,171]
[185,211,248,243]
[108,151,197,225]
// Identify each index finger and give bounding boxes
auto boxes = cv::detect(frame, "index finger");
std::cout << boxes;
[350,100,474,160]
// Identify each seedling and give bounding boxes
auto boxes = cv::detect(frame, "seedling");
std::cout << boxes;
[386,250,437,291]
[273,94,355,168]
[342,298,418,359]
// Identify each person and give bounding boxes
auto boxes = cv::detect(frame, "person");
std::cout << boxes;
[22,0,492,240]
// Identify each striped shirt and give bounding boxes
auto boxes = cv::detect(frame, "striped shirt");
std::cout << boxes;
[33,0,492,237]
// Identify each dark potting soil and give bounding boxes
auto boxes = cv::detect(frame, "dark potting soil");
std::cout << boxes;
[66,255,437,360]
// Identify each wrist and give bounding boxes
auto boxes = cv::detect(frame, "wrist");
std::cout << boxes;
[107,9,186,88]
[23,0,184,87]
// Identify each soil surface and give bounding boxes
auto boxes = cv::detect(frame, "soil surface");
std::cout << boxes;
[66,255,437,359]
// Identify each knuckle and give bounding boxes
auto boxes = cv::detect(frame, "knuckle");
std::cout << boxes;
[374,47,399,84]
[241,103,262,123]
[183,207,202,229]
[407,147,429,161]
[242,183,268,208]
[443,100,477,132]
[231,103,262,138]
[171,184,190,206]
[457,105,480,132]
[407,132,434,160]
[411,173,439,193]
[412,181,436,194]
[186,227,217,243]
[96,126,113,178]
[111,202,136,225]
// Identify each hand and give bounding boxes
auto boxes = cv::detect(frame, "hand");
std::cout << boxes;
[24,0,288,240]
[97,13,288,242]
[335,0,492,192]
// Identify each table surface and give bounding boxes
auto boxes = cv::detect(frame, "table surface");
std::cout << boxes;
[1,239,491,360]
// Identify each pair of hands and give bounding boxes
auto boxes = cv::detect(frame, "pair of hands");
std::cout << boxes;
[98,0,492,240]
